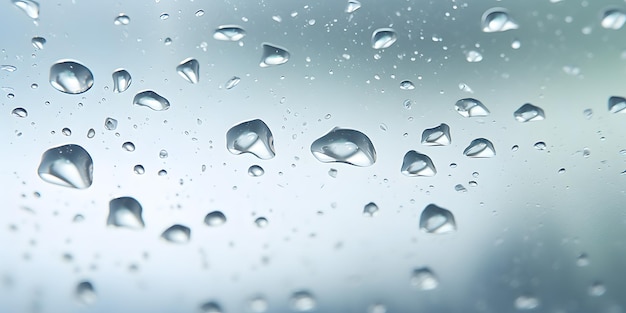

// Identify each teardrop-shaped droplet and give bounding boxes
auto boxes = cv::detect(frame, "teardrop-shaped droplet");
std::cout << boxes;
[401,151,437,177]
[608,96,626,113]
[311,127,376,167]
[345,0,361,13]
[514,103,545,122]
[421,123,451,146]
[363,202,379,217]
[114,14,130,25]
[49,60,94,94]
[12,107,28,118]
[371,28,397,49]
[107,197,145,229]
[204,211,227,226]
[31,37,46,49]
[601,9,626,30]
[37,144,93,189]
[161,224,191,243]
[104,117,118,130]
[213,25,246,41]
[12,0,39,19]
[410,267,439,290]
[260,43,290,67]
[226,119,275,159]
[290,290,316,312]
[200,301,223,313]
[455,98,490,117]
[463,138,496,158]
[112,69,131,93]
[176,58,200,84]
[75,281,97,305]
[225,76,241,89]
[248,165,265,177]
[133,90,170,111]
[419,204,456,234]
[481,8,519,33]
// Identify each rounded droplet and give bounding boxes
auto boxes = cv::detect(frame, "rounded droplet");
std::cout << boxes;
[248,165,265,177]
[133,165,145,175]
[608,96,626,113]
[514,295,540,310]
[399,80,415,90]
[328,168,338,178]
[112,69,131,93]
[311,127,376,167]
[161,224,191,243]
[160,13,169,20]
[464,138,496,158]
[11,107,28,118]
[12,0,39,19]
[533,142,546,150]
[225,76,241,89]
[204,211,227,226]
[254,217,269,228]
[114,14,130,25]
[345,0,361,13]
[122,142,135,152]
[108,197,145,229]
[455,98,490,117]
[465,50,483,63]
[419,204,456,234]
[226,119,275,160]
[158,169,168,176]
[588,281,606,296]
[290,290,316,312]
[514,103,545,122]
[104,117,118,130]
[37,144,93,189]
[260,43,290,67]
[371,28,397,49]
[576,253,590,267]
[401,151,437,177]
[363,202,379,217]
[176,58,200,84]
[31,37,46,49]
[200,301,223,313]
[601,9,626,30]
[62,128,72,136]
[421,123,451,146]
[49,60,94,94]
[133,90,170,111]
[213,25,246,41]
[481,8,519,33]
[87,128,95,138]
[249,296,269,312]
[75,281,96,305]
[159,149,168,159]
[410,267,439,290]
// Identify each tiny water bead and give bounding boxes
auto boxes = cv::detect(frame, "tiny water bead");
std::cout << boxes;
[419,204,456,234]
[464,138,496,158]
[514,103,545,122]
[75,281,97,305]
[12,0,39,19]
[254,217,268,228]
[200,301,223,313]
[608,96,626,113]
[133,165,145,175]
[225,76,241,89]
[345,0,361,13]
[601,9,626,30]
[11,107,28,118]
[310,127,376,167]
[112,69,131,93]
[248,165,265,177]
[38,144,94,189]
[159,149,168,159]
[588,281,606,296]
[465,50,483,63]
[31,37,46,49]
[514,295,540,310]
[534,142,546,150]
[104,117,118,130]
[114,14,130,25]
[49,60,94,94]
[107,197,145,229]
[122,142,135,152]
[290,290,316,312]
[421,123,451,146]
[455,98,490,117]
[399,80,415,90]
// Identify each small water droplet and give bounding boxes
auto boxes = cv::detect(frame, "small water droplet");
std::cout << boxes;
[176,58,200,84]
[577,253,590,267]
[112,69,131,93]
[403,99,413,109]
[225,76,241,89]
[558,168,566,174]
[75,281,96,305]
[204,211,227,226]
[107,197,145,229]
[164,37,172,45]
[458,82,474,93]
[533,142,546,150]
[481,8,519,33]
[290,290,316,312]
[86,128,95,139]
[401,151,437,177]
[114,14,130,25]
[195,9,205,17]
[1,65,17,72]
[511,39,521,49]
[328,168,338,178]
[464,138,496,158]
[371,28,397,49]
[160,13,169,20]
[161,224,191,243]
[608,96,626,113]
[345,0,361,13]
[514,103,545,122]
[158,149,168,159]
[421,123,451,146]
[399,80,415,90]
[248,165,265,177]
[259,43,290,67]
[158,169,167,176]
[200,301,223,313]
[31,37,46,49]
[104,117,118,130]
[11,107,27,118]
[226,119,275,160]
[588,281,606,296]
[455,98,490,117]
[133,165,145,175]
[311,127,376,167]
[49,60,94,94]
[455,184,467,192]
[213,25,246,41]
[514,295,540,310]
[249,296,268,312]
[583,109,593,119]
[465,50,483,63]
[410,267,439,290]
[38,144,93,189]
[363,202,379,217]
[420,204,456,234]
[62,127,72,136]
[254,217,268,228]
[122,142,135,152]
[511,145,519,152]
[12,0,39,19]
[133,90,170,111]
[582,147,590,158]
[601,9,626,30]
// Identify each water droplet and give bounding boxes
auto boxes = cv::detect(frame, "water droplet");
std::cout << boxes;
[213,25,246,41]
[410,267,439,290]
[204,211,227,226]
[419,204,456,234]
[200,301,223,313]
[176,58,200,84]
[160,13,169,20]
[533,142,546,150]
[511,145,519,152]
[403,99,413,109]
[458,82,474,93]
[608,96,626,113]
[1,65,17,72]
[112,69,131,93]
[455,98,490,117]
[363,202,379,217]
[195,10,204,17]
[62,127,72,136]
[465,50,483,63]
[122,142,135,152]
[464,138,496,158]
[104,117,118,130]
[601,9,626,30]
[577,253,590,266]
[107,197,145,229]
[558,168,566,174]
[583,109,593,119]
[511,39,521,49]
[371,28,397,49]
[401,151,437,177]
[455,184,467,192]
[311,127,376,167]
[399,80,415,90]
[49,60,94,94]
[226,119,275,160]
[225,76,241,89]
[249,296,269,312]
[514,295,540,310]
[514,103,545,122]
[133,165,145,175]
[114,14,130,25]
[31,37,46,49]
[164,37,172,45]
[368,303,387,313]
[248,165,265,177]
[158,169,167,176]
[290,290,316,312]
[75,281,96,305]
[328,168,338,178]
[582,147,591,158]
[481,8,519,33]
[588,281,606,296]
[133,90,170,111]
[12,0,39,19]
[254,217,269,228]
[345,0,361,13]
[11,107,27,118]
[159,149,168,159]
[259,43,290,67]
[421,123,451,146]
[161,224,191,243]
[37,144,93,189]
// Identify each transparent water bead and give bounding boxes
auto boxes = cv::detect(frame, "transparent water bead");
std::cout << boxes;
[311,127,376,167]
[12,0,39,19]
[114,14,130,25]
[464,138,496,158]
[200,301,223,313]
[107,197,145,229]
[608,96,626,113]
[11,107,28,118]
[104,117,118,130]
[213,25,246,41]
[248,165,265,177]
[481,8,519,33]
[400,80,415,90]
[161,224,191,243]
[514,295,540,310]
[254,217,269,228]
[345,0,361,14]
[401,151,437,177]
[601,9,626,30]
[133,90,170,111]
[204,211,227,226]
[363,202,379,217]
[410,267,439,290]
[421,123,451,146]
[31,37,46,49]
[112,69,131,93]
[455,98,490,117]
[290,290,316,312]
[1,65,17,72]
[514,103,545,122]
[37,144,93,189]
[49,60,94,94]
[75,281,97,305]
[176,58,200,84]
[419,204,457,234]
[588,281,606,296]
[225,76,241,89]
[259,43,290,67]
[226,119,275,159]
[371,28,397,49]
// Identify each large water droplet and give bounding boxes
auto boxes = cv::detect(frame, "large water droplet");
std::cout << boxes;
[514,103,545,122]
[345,0,361,13]
[464,138,496,158]
[608,96,626,113]
[37,144,93,189]
[204,211,227,226]
[75,281,96,305]
[107,197,145,229]
[226,119,275,159]
[371,28,397,49]
[112,69,131,93]
[49,60,94,94]
[213,25,246,41]
[401,151,437,177]
[481,8,519,33]
[12,0,39,19]
[290,290,316,312]
[176,58,200,84]
[225,76,241,89]
[133,90,170,111]
[419,204,457,234]
[31,37,46,49]
[311,127,376,167]
[259,43,290,67]
[161,224,191,243]
[421,123,451,146]
[410,267,439,290]
[514,295,540,310]
[114,14,130,25]
[455,98,490,117]
[12,107,28,118]
[200,301,223,313]
[248,165,265,177]
[601,9,626,30]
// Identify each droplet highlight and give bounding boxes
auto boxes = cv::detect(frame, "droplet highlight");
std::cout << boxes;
[601,9,626,30]
[12,0,39,19]
[608,96,626,113]
[161,224,191,243]
[514,103,545,122]
[204,211,227,227]
[455,98,490,117]
[213,25,246,41]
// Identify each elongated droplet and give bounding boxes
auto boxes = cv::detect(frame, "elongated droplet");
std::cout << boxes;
[363,202,379,217]
[112,69,131,93]
[176,58,200,84]
[371,28,397,49]
[608,96,626,113]
[260,43,290,67]
[114,14,130,25]
[1,65,17,72]
[481,8,519,32]
[455,98,490,117]
[133,90,170,111]
[38,144,93,189]
[213,25,246,41]
[12,0,39,19]
[419,204,456,234]
[345,0,361,13]
[31,37,46,49]
[290,290,316,312]
[200,301,223,313]
[225,76,241,89]
[514,295,540,310]
[311,127,376,167]
[421,123,451,146]
[464,138,496,158]
[107,197,145,229]
[161,224,191,243]
[204,211,227,226]
[401,151,437,177]
[226,119,275,159]
[514,103,545,122]
[75,281,96,305]
[601,9,626,30]
[49,60,94,94]
[410,267,439,290]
